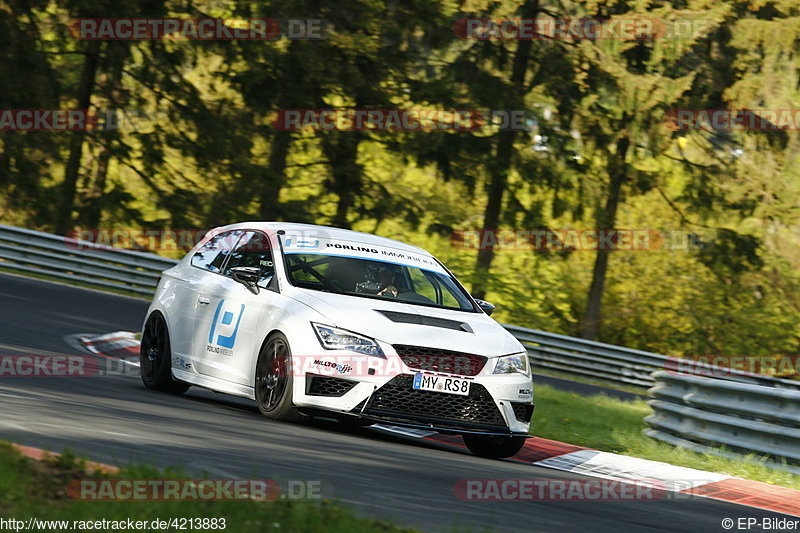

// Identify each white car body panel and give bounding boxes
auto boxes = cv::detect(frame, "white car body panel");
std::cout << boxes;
[144,222,534,436]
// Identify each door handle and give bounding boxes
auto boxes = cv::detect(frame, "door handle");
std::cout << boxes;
[198,296,211,305]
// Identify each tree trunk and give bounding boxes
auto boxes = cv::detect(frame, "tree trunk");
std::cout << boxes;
[578,135,630,340]
[85,47,126,228]
[0,152,9,188]
[473,128,517,299]
[55,40,101,235]
[84,145,111,227]
[321,133,363,229]
[260,129,292,220]
[471,0,538,299]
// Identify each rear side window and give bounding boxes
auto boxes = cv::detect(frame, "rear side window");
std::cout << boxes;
[191,230,242,273]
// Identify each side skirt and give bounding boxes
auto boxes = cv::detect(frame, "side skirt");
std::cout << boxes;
[173,368,255,400]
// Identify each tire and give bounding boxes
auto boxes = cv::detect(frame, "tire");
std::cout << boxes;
[463,434,526,459]
[140,312,190,394]
[254,332,301,421]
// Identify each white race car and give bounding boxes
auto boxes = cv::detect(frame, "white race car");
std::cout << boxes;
[140,222,534,458]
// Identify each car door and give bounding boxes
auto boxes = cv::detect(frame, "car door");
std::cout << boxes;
[169,230,239,362]
[192,230,278,386]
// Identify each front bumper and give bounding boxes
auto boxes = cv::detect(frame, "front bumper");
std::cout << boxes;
[290,339,534,435]
[301,373,533,436]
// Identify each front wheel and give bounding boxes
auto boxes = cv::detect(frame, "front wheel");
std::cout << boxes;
[463,434,526,459]
[140,312,190,394]
[254,333,301,421]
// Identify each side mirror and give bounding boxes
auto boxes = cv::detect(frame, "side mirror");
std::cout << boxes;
[230,266,260,295]
[474,298,495,316]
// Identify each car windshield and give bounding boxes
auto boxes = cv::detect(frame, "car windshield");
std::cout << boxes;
[282,252,477,312]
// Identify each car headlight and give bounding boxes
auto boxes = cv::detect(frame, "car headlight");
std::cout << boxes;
[312,323,385,357]
[493,353,530,376]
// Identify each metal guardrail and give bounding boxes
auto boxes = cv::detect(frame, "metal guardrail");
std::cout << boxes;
[0,225,178,295]
[645,371,800,473]
[506,324,800,390]
[0,224,798,392]
[506,325,667,388]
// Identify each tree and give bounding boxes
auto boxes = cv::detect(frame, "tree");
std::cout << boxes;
[0,0,62,224]
[567,4,723,339]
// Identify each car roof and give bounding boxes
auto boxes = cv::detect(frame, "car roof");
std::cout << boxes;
[209,221,432,256]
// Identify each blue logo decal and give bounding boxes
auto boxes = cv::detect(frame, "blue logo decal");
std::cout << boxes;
[285,237,320,248]
[208,299,245,349]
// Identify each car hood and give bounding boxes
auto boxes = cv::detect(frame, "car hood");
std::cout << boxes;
[287,288,523,357]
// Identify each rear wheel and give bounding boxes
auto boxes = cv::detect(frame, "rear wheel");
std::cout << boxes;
[255,333,301,421]
[140,312,190,394]
[463,434,526,459]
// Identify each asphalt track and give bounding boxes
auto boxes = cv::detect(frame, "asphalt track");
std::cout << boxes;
[0,271,791,532]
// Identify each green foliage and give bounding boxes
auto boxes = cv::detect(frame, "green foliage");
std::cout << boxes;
[1,0,800,358]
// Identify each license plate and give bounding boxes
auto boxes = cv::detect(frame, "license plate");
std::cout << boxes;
[412,373,470,396]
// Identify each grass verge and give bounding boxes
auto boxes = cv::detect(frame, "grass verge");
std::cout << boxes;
[0,443,419,533]
[533,368,648,396]
[532,384,800,490]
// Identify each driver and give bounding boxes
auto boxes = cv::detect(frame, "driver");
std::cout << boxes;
[376,266,398,297]
[354,263,400,296]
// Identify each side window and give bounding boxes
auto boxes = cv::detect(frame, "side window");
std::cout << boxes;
[223,231,275,287]
[191,230,242,273]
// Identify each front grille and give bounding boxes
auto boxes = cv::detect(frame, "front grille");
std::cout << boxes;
[510,401,534,423]
[306,374,357,397]
[359,375,505,427]
[393,345,487,376]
